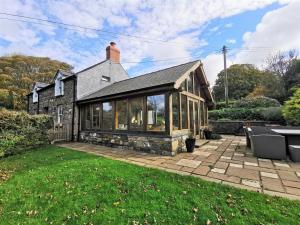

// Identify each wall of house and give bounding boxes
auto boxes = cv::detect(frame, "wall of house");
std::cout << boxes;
[79,130,189,156]
[76,60,129,100]
[28,78,76,140]
[28,94,38,114]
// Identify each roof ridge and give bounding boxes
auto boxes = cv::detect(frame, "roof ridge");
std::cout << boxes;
[75,59,108,74]
[110,59,200,86]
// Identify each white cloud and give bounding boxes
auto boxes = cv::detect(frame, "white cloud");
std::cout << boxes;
[209,26,219,32]
[235,1,300,66]
[226,39,236,44]
[224,23,233,28]
[0,0,292,80]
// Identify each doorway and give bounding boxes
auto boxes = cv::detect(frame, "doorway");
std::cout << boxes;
[188,98,200,138]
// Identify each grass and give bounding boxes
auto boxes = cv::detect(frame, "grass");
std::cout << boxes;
[0,146,299,225]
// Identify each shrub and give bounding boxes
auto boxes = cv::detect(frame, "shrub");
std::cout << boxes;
[282,88,300,125]
[232,96,281,109]
[260,107,285,123]
[0,109,52,157]
[215,100,236,109]
[209,108,264,121]
[209,107,284,122]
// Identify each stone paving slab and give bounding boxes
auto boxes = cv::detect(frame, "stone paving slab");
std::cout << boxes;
[57,135,300,201]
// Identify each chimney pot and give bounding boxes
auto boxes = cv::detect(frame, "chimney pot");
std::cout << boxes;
[106,42,120,63]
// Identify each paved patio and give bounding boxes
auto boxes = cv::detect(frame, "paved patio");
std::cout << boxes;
[58,136,300,201]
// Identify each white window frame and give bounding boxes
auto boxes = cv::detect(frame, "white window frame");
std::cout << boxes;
[55,73,64,96]
[57,105,63,124]
[32,89,38,103]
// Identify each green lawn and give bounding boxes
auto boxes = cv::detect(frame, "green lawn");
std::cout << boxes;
[0,146,299,225]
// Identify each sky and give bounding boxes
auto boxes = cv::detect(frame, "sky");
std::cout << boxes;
[0,0,300,86]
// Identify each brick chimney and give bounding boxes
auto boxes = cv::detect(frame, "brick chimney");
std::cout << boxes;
[106,42,120,63]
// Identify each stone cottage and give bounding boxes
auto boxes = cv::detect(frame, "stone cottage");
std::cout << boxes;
[28,42,214,155]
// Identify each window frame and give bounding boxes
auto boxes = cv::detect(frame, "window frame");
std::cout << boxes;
[115,99,128,130]
[146,94,166,132]
[57,105,63,125]
[102,101,113,131]
[129,97,144,131]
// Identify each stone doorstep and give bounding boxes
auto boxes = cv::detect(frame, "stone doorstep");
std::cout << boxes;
[241,179,261,188]
[260,172,279,179]
[176,159,201,168]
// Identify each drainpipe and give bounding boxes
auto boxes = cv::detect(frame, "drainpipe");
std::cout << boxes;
[71,77,76,141]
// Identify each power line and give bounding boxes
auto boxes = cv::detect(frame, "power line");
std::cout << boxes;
[0,12,187,45]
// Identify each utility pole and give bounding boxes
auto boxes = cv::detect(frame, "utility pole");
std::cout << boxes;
[222,45,229,106]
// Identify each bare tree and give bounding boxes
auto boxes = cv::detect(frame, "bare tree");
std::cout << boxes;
[264,49,298,77]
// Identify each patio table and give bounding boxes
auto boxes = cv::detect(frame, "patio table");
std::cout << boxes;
[271,129,300,145]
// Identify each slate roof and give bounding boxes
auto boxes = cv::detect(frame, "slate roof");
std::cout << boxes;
[79,60,200,101]
[35,82,49,89]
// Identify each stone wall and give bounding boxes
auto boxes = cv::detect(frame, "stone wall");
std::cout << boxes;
[79,130,190,156]
[28,94,38,115]
[28,78,76,139]
[209,120,282,135]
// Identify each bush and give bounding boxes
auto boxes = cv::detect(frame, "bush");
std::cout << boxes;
[282,88,300,125]
[0,109,52,157]
[215,100,236,109]
[209,107,284,122]
[209,108,264,121]
[260,107,285,123]
[232,96,281,108]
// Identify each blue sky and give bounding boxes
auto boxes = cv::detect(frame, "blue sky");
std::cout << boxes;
[0,0,299,85]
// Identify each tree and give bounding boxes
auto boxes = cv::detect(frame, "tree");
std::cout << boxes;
[265,50,298,77]
[213,64,262,101]
[282,87,300,125]
[0,54,73,110]
[284,59,300,94]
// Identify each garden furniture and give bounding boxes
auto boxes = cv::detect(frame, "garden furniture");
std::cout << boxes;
[249,133,287,160]
[288,145,300,162]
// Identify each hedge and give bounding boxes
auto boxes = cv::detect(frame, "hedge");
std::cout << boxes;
[0,109,52,157]
[208,107,284,122]
[232,96,281,108]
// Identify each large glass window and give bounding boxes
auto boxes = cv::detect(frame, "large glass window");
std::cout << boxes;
[103,102,113,130]
[194,76,200,96]
[180,80,187,91]
[200,101,204,126]
[187,72,194,94]
[129,97,143,130]
[92,103,101,129]
[147,95,165,131]
[115,100,128,130]
[172,93,179,130]
[81,105,91,130]
[181,95,188,129]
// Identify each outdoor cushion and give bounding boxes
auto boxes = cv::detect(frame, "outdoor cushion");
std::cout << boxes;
[289,145,300,162]
[250,134,286,160]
